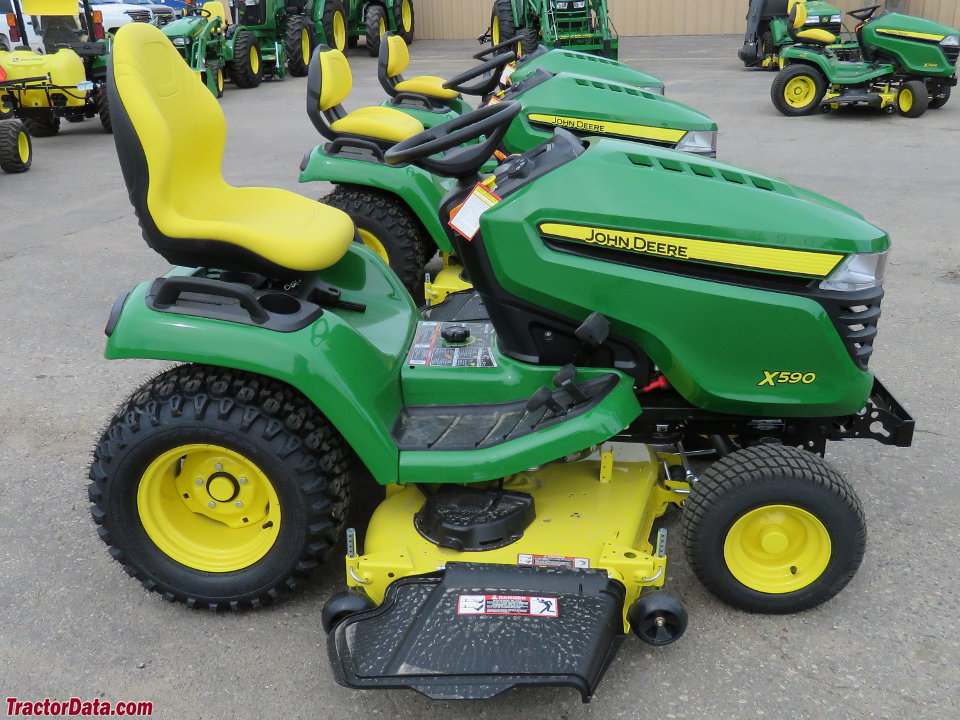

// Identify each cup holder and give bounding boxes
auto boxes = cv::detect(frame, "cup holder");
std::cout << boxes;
[258,293,302,315]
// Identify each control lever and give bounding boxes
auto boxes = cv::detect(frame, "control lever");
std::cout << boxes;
[575,312,609,347]
[553,364,588,404]
[526,387,567,417]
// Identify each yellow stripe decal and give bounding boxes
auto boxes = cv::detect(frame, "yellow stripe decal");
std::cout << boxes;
[527,113,687,143]
[875,28,946,42]
[539,222,845,277]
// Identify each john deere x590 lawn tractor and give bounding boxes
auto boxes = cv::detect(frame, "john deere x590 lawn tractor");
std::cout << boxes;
[301,40,717,293]
[92,23,913,701]
[0,0,111,135]
[773,3,959,116]
[487,0,618,59]
[740,0,851,70]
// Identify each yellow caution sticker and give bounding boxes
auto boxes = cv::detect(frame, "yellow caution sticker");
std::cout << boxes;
[527,113,687,143]
[538,222,845,277]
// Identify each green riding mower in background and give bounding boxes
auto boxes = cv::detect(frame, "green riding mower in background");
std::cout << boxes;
[0,116,32,172]
[773,3,959,117]
[0,0,111,135]
[486,0,617,59]
[740,0,855,70]
[93,22,912,702]
[301,38,717,293]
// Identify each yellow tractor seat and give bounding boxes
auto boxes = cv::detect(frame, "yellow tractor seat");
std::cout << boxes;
[109,23,354,277]
[306,45,424,146]
[378,33,460,101]
[202,0,231,25]
[789,2,838,46]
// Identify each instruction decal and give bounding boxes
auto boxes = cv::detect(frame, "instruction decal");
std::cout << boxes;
[457,594,559,617]
[517,553,590,570]
[407,321,497,367]
[449,182,501,240]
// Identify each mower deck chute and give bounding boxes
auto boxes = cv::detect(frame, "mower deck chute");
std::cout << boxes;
[328,562,626,701]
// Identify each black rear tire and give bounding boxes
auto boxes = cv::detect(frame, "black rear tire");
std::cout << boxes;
[97,87,112,133]
[230,30,263,88]
[321,184,426,294]
[681,445,866,614]
[23,115,60,137]
[928,85,950,109]
[364,3,387,57]
[491,0,516,47]
[771,64,826,116]
[285,15,315,76]
[391,0,414,44]
[88,364,351,610]
[321,0,347,53]
[0,119,32,173]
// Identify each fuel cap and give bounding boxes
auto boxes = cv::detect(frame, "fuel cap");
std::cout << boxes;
[441,324,471,344]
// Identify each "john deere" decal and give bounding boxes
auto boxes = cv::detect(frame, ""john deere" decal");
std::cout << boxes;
[526,113,687,143]
[538,222,844,277]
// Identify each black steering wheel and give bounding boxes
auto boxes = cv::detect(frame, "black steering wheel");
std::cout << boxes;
[384,101,522,179]
[848,5,881,21]
[473,35,523,60]
[442,50,517,96]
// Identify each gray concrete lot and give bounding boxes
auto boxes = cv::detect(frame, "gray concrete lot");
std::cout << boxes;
[1,33,958,720]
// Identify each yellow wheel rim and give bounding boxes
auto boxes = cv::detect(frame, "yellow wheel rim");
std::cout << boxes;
[217,68,224,93]
[334,11,346,50]
[358,228,390,263]
[492,16,500,45]
[301,27,311,64]
[137,444,281,573]
[250,45,260,75]
[899,87,913,112]
[379,16,386,38]
[724,505,831,594]
[17,130,29,163]
[401,0,412,31]
[784,75,817,108]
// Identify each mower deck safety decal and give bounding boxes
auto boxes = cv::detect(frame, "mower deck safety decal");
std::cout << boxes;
[539,222,844,277]
[527,113,687,143]
[457,594,559,617]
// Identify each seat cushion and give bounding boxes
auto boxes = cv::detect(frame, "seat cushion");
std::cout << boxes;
[330,106,424,142]
[796,28,837,45]
[394,75,460,100]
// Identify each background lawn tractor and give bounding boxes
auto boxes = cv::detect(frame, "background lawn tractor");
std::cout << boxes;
[93,23,913,702]
[740,0,853,70]
[487,0,617,59]
[773,3,959,117]
[0,0,111,135]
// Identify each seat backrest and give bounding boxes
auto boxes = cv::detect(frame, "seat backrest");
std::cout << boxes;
[109,22,229,262]
[377,32,409,94]
[789,1,807,31]
[306,45,351,140]
[202,1,231,25]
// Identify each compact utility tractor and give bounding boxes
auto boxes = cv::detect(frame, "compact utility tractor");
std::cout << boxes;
[339,0,414,56]
[160,1,233,96]
[92,23,913,701]
[486,0,617,59]
[0,116,32,172]
[773,3,959,116]
[740,0,854,70]
[0,0,111,135]
[303,39,717,292]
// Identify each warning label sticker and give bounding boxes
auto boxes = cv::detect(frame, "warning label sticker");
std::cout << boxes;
[457,594,559,617]
[517,554,591,570]
[406,322,497,367]
[448,182,501,240]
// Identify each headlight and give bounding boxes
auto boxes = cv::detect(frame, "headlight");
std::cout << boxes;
[172,37,187,46]
[573,0,586,7]
[819,250,888,292]
[644,84,665,95]
[675,129,717,156]
[829,14,842,23]
[804,15,820,24]
[940,35,960,47]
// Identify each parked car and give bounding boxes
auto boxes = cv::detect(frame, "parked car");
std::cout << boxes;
[0,0,45,52]
[89,0,153,32]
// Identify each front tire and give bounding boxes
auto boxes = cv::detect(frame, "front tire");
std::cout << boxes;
[771,64,826,116]
[0,120,32,173]
[88,364,351,610]
[23,114,60,137]
[364,3,387,57]
[928,85,950,110]
[681,445,865,613]
[321,0,347,53]
[230,30,263,89]
[97,87,112,133]
[321,184,426,294]
[897,79,929,118]
[491,0,516,47]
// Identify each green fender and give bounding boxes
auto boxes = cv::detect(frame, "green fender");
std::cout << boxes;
[298,146,456,253]
[103,246,419,486]
[780,46,893,83]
